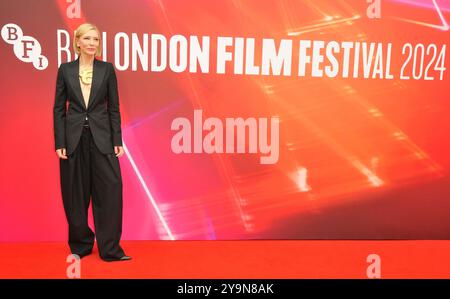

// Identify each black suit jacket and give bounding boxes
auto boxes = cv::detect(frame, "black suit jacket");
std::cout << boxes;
[53,57,122,155]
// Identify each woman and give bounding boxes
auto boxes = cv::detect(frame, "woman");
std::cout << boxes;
[53,23,131,262]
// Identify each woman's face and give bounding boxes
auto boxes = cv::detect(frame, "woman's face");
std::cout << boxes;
[77,29,99,57]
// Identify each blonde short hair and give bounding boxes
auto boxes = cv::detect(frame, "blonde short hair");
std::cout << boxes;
[73,23,102,57]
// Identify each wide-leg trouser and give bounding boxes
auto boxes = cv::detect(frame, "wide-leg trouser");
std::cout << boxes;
[59,124,125,260]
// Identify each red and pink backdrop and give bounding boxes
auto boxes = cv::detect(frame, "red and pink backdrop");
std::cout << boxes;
[1,0,449,241]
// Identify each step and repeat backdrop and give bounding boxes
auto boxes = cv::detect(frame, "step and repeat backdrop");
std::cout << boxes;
[0,0,449,241]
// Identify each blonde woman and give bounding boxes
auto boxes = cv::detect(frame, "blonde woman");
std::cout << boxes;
[53,23,131,262]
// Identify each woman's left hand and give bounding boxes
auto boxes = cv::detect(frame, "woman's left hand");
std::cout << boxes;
[114,146,125,158]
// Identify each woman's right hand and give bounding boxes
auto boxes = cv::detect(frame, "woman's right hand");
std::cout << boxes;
[56,148,68,159]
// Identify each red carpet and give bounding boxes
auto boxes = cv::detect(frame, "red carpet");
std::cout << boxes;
[1,241,450,278]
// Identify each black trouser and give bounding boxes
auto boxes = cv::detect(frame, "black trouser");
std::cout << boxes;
[59,122,125,260]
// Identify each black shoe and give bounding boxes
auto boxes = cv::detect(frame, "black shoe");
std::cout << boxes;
[119,255,132,261]
[71,251,92,259]
[102,255,132,262]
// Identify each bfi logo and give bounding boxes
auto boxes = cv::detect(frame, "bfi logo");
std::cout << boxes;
[1,23,48,70]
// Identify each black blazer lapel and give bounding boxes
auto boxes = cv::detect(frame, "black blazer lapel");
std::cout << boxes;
[88,58,106,109]
[67,58,85,110]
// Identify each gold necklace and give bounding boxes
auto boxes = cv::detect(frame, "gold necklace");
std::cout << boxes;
[79,66,93,85]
